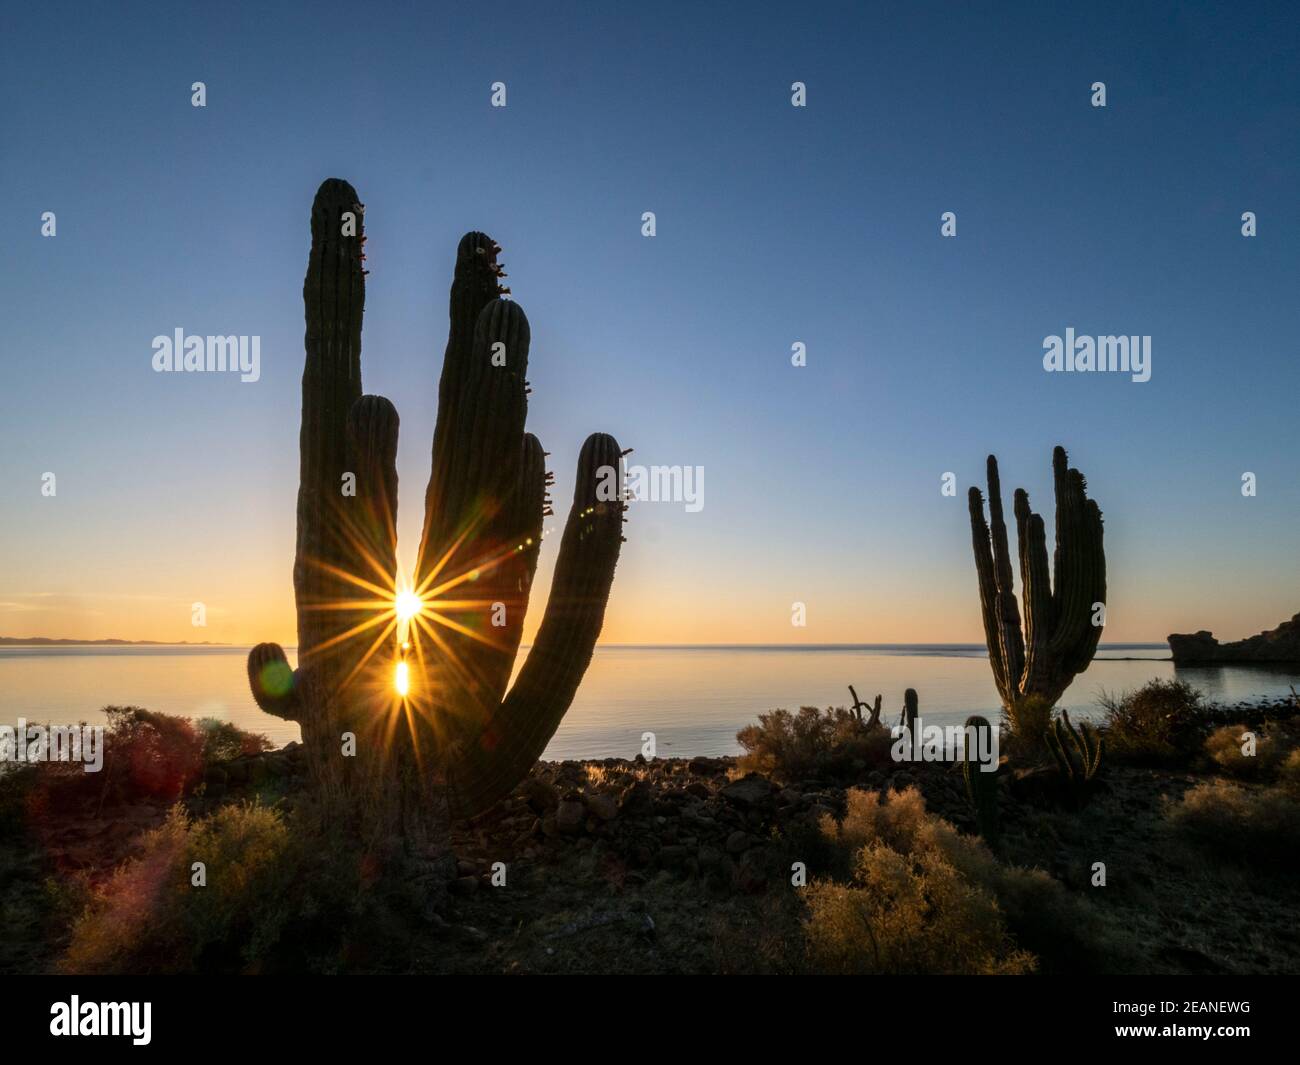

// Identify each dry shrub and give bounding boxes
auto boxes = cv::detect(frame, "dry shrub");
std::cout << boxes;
[1204,725,1284,778]
[1100,680,1205,764]
[62,802,294,973]
[736,706,892,781]
[804,787,1034,974]
[807,786,1129,974]
[1166,780,1300,870]
[1005,695,1055,752]
[99,707,271,802]
[1278,749,1300,798]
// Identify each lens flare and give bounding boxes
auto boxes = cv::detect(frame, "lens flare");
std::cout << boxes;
[394,659,410,697]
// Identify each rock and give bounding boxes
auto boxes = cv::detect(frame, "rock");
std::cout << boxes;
[450,875,479,897]
[688,756,724,776]
[1006,766,1066,808]
[805,803,835,823]
[583,792,619,821]
[659,844,688,868]
[555,800,586,835]
[697,845,734,887]
[618,780,655,818]
[1169,612,1300,664]
[725,830,752,854]
[683,781,710,800]
[522,777,560,814]
[719,773,774,809]
[735,849,769,894]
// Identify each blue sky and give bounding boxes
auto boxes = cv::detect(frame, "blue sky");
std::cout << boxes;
[2,0,1298,645]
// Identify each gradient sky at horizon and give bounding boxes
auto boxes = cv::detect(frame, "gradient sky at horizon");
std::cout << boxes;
[2,0,1298,647]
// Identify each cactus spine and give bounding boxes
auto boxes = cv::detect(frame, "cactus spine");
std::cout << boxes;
[967,446,1106,712]
[962,714,1000,848]
[247,179,625,829]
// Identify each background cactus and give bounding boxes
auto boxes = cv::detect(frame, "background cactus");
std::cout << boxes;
[967,446,1106,713]
[247,179,625,831]
[899,687,919,737]
[962,714,1001,848]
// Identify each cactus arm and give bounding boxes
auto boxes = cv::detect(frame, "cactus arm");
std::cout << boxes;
[968,486,1013,706]
[295,180,366,686]
[247,642,301,721]
[493,431,547,665]
[1014,489,1054,697]
[985,457,1027,695]
[416,234,510,578]
[446,432,625,815]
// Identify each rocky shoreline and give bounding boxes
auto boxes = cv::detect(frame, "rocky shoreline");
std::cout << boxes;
[1169,612,1300,664]
[5,693,1299,975]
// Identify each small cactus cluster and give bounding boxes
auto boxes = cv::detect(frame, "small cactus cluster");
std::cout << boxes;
[1045,709,1103,806]
[961,714,1001,849]
[968,446,1106,712]
[247,179,626,830]
[848,685,882,727]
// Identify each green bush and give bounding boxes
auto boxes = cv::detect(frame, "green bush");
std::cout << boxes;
[1099,679,1205,764]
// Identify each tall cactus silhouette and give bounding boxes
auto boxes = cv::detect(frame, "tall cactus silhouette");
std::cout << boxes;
[247,179,625,828]
[967,447,1105,711]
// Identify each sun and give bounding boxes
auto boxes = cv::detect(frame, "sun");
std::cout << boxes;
[395,590,423,623]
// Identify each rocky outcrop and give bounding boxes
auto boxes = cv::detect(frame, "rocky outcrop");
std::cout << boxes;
[1168,613,1300,664]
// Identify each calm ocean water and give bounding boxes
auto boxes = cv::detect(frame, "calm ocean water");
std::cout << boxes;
[1,645,1296,761]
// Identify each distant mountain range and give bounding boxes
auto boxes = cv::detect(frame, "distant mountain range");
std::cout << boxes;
[0,637,227,646]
